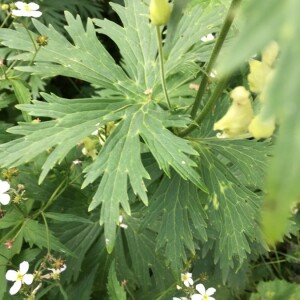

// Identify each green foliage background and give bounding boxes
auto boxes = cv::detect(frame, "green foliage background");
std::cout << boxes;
[0,0,299,299]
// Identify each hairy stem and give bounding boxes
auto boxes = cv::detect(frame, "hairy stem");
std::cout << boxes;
[156,25,172,110]
[190,0,242,119]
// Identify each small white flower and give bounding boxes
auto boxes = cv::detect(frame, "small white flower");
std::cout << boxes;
[118,215,128,229]
[181,272,193,287]
[6,261,34,295]
[48,264,67,280]
[72,159,82,165]
[191,283,216,300]
[0,180,11,205]
[201,33,214,42]
[12,1,42,18]
[209,69,218,79]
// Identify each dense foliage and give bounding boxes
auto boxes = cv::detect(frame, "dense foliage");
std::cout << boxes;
[0,0,299,299]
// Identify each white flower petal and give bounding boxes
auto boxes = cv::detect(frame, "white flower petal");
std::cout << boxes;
[60,264,67,272]
[6,270,17,281]
[23,273,34,285]
[28,2,40,10]
[14,1,26,10]
[0,193,10,205]
[9,281,22,295]
[191,294,203,300]
[188,278,194,285]
[206,287,216,296]
[29,10,42,17]
[19,261,29,275]
[0,180,10,193]
[208,297,215,300]
[195,283,206,295]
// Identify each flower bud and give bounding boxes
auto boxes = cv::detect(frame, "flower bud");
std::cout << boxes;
[149,0,172,26]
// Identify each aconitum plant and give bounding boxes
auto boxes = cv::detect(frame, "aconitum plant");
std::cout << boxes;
[0,0,299,299]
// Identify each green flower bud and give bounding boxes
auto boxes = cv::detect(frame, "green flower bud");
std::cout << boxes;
[149,0,172,26]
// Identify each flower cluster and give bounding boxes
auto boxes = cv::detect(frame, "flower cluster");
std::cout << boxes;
[5,258,67,296]
[173,272,216,300]
[214,41,279,139]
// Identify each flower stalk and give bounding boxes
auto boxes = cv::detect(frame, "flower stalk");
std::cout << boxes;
[190,0,242,119]
[156,25,172,110]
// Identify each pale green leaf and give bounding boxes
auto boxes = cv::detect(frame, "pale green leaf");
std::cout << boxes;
[45,212,93,224]
[83,102,206,252]
[0,93,128,182]
[10,79,32,122]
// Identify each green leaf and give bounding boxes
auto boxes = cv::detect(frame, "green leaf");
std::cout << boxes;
[0,13,140,98]
[142,173,207,272]
[94,0,158,91]
[10,79,32,122]
[0,93,128,182]
[116,215,173,290]
[107,261,127,300]
[83,102,206,252]
[195,140,265,278]
[23,219,71,254]
[45,212,93,224]
[196,138,271,189]
[250,280,300,300]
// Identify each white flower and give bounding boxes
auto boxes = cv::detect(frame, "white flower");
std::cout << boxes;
[201,33,214,42]
[118,215,128,229]
[191,283,216,300]
[6,261,34,295]
[48,264,67,280]
[181,272,193,287]
[0,180,10,205]
[12,1,42,18]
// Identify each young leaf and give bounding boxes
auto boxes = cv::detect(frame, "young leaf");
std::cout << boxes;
[107,261,126,300]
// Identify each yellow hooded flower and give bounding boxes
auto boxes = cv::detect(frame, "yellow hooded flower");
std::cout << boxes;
[149,0,172,26]
[247,60,271,94]
[248,114,275,139]
[262,41,279,67]
[213,86,253,138]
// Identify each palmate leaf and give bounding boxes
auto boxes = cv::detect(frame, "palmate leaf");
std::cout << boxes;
[94,0,158,90]
[0,93,128,182]
[141,172,207,272]
[83,101,206,252]
[0,12,141,98]
[115,214,172,292]
[195,140,266,278]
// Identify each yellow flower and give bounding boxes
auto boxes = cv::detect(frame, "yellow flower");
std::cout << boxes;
[247,60,271,94]
[262,41,279,67]
[213,86,253,138]
[248,114,275,139]
[149,0,172,26]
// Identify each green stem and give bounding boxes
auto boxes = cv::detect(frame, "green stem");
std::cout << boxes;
[179,76,229,137]
[0,13,11,29]
[156,25,172,110]
[41,211,51,255]
[190,0,242,119]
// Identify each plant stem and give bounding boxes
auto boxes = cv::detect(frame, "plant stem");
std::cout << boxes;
[179,76,229,137]
[156,25,172,110]
[41,211,51,255]
[190,0,242,119]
